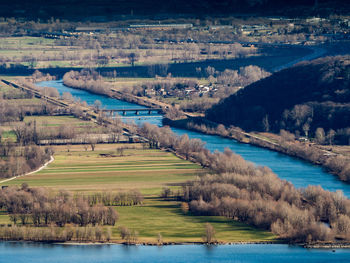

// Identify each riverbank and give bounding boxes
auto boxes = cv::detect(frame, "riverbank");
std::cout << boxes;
[32,77,350,186]
[0,239,282,246]
[3,242,350,263]
[5,235,350,249]
[33,240,350,248]
[27,79,350,244]
[164,116,350,184]
[304,242,350,249]
[0,144,277,244]
[60,74,350,183]
[34,76,350,185]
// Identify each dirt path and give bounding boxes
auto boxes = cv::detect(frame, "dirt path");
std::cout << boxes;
[0,155,54,184]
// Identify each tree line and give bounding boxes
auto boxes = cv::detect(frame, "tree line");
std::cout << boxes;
[183,173,350,242]
[166,117,350,183]
[0,143,52,179]
[206,56,350,145]
[84,190,144,206]
[0,98,61,123]
[138,122,350,242]
[0,225,112,243]
[0,185,118,227]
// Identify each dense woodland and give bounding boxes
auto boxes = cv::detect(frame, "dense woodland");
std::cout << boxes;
[184,174,350,242]
[207,56,350,145]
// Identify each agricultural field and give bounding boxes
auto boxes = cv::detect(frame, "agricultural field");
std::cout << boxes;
[24,115,93,127]
[0,36,258,69]
[0,115,102,142]
[106,77,209,90]
[3,144,202,194]
[0,143,276,243]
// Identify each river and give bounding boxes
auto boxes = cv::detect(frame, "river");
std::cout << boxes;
[25,80,350,261]
[1,242,350,263]
[36,80,350,196]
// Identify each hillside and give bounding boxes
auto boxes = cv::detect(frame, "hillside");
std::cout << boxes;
[1,0,350,19]
[206,56,350,144]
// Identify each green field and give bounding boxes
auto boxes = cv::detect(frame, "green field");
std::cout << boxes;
[0,143,276,243]
[0,115,103,142]
[3,144,202,194]
[106,77,209,89]
[23,115,96,128]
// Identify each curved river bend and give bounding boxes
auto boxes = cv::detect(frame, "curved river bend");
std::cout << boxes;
[11,80,347,262]
[37,80,350,196]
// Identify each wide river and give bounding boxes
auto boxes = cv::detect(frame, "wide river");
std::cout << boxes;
[10,79,346,262]
[1,242,350,263]
[37,80,350,196]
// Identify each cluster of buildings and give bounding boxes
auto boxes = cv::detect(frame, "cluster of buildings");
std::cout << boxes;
[143,84,214,98]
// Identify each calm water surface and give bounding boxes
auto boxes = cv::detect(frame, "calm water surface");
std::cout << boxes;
[18,80,350,262]
[1,243,350,263]
[36,80,350,196]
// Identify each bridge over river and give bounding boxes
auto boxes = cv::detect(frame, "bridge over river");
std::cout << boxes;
[101,108,163,115]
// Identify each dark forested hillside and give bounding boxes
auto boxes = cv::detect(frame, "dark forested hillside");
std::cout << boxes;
[206,56,350,144]
[1,0,349,20]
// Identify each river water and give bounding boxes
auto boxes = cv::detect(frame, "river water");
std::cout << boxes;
[24,80,350,261]
[1,242,350,263]
[36,80,350,196]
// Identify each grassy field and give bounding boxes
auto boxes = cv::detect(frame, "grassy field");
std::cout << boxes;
[106,77,209,90]
[3,144,202,194]
[23,115,96,128]
[0,143,276,243]
[0,36,258,69]
[0,115,102,142]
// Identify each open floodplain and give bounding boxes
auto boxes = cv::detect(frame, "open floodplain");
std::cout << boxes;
[0,143,275,243]
[1,7,350,260]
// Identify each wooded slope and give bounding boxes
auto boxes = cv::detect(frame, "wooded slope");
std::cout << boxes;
[206,56,350,144]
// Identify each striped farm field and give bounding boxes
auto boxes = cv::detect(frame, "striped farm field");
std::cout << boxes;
[3,143,203,195]
[0,143,276,243]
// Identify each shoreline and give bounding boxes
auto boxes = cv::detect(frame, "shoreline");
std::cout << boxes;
[163,117,350,184]
[58,80,347,184]
[40,78,347,182]
[3,239,350,249]
[0,240,286,246]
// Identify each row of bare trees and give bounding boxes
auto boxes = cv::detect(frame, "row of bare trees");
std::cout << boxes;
[0,225,112,242]
[85,190,144,206]
[169,118,350,183]
[137,123,350,242]
[0,186,118,227]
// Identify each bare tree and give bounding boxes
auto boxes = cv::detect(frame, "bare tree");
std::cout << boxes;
[203,223,216,244]
[315,127,325,144]
[89,138,97,151]
[127,52,138,67]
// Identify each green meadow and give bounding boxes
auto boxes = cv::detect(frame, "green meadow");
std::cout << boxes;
[0,143,276,243]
